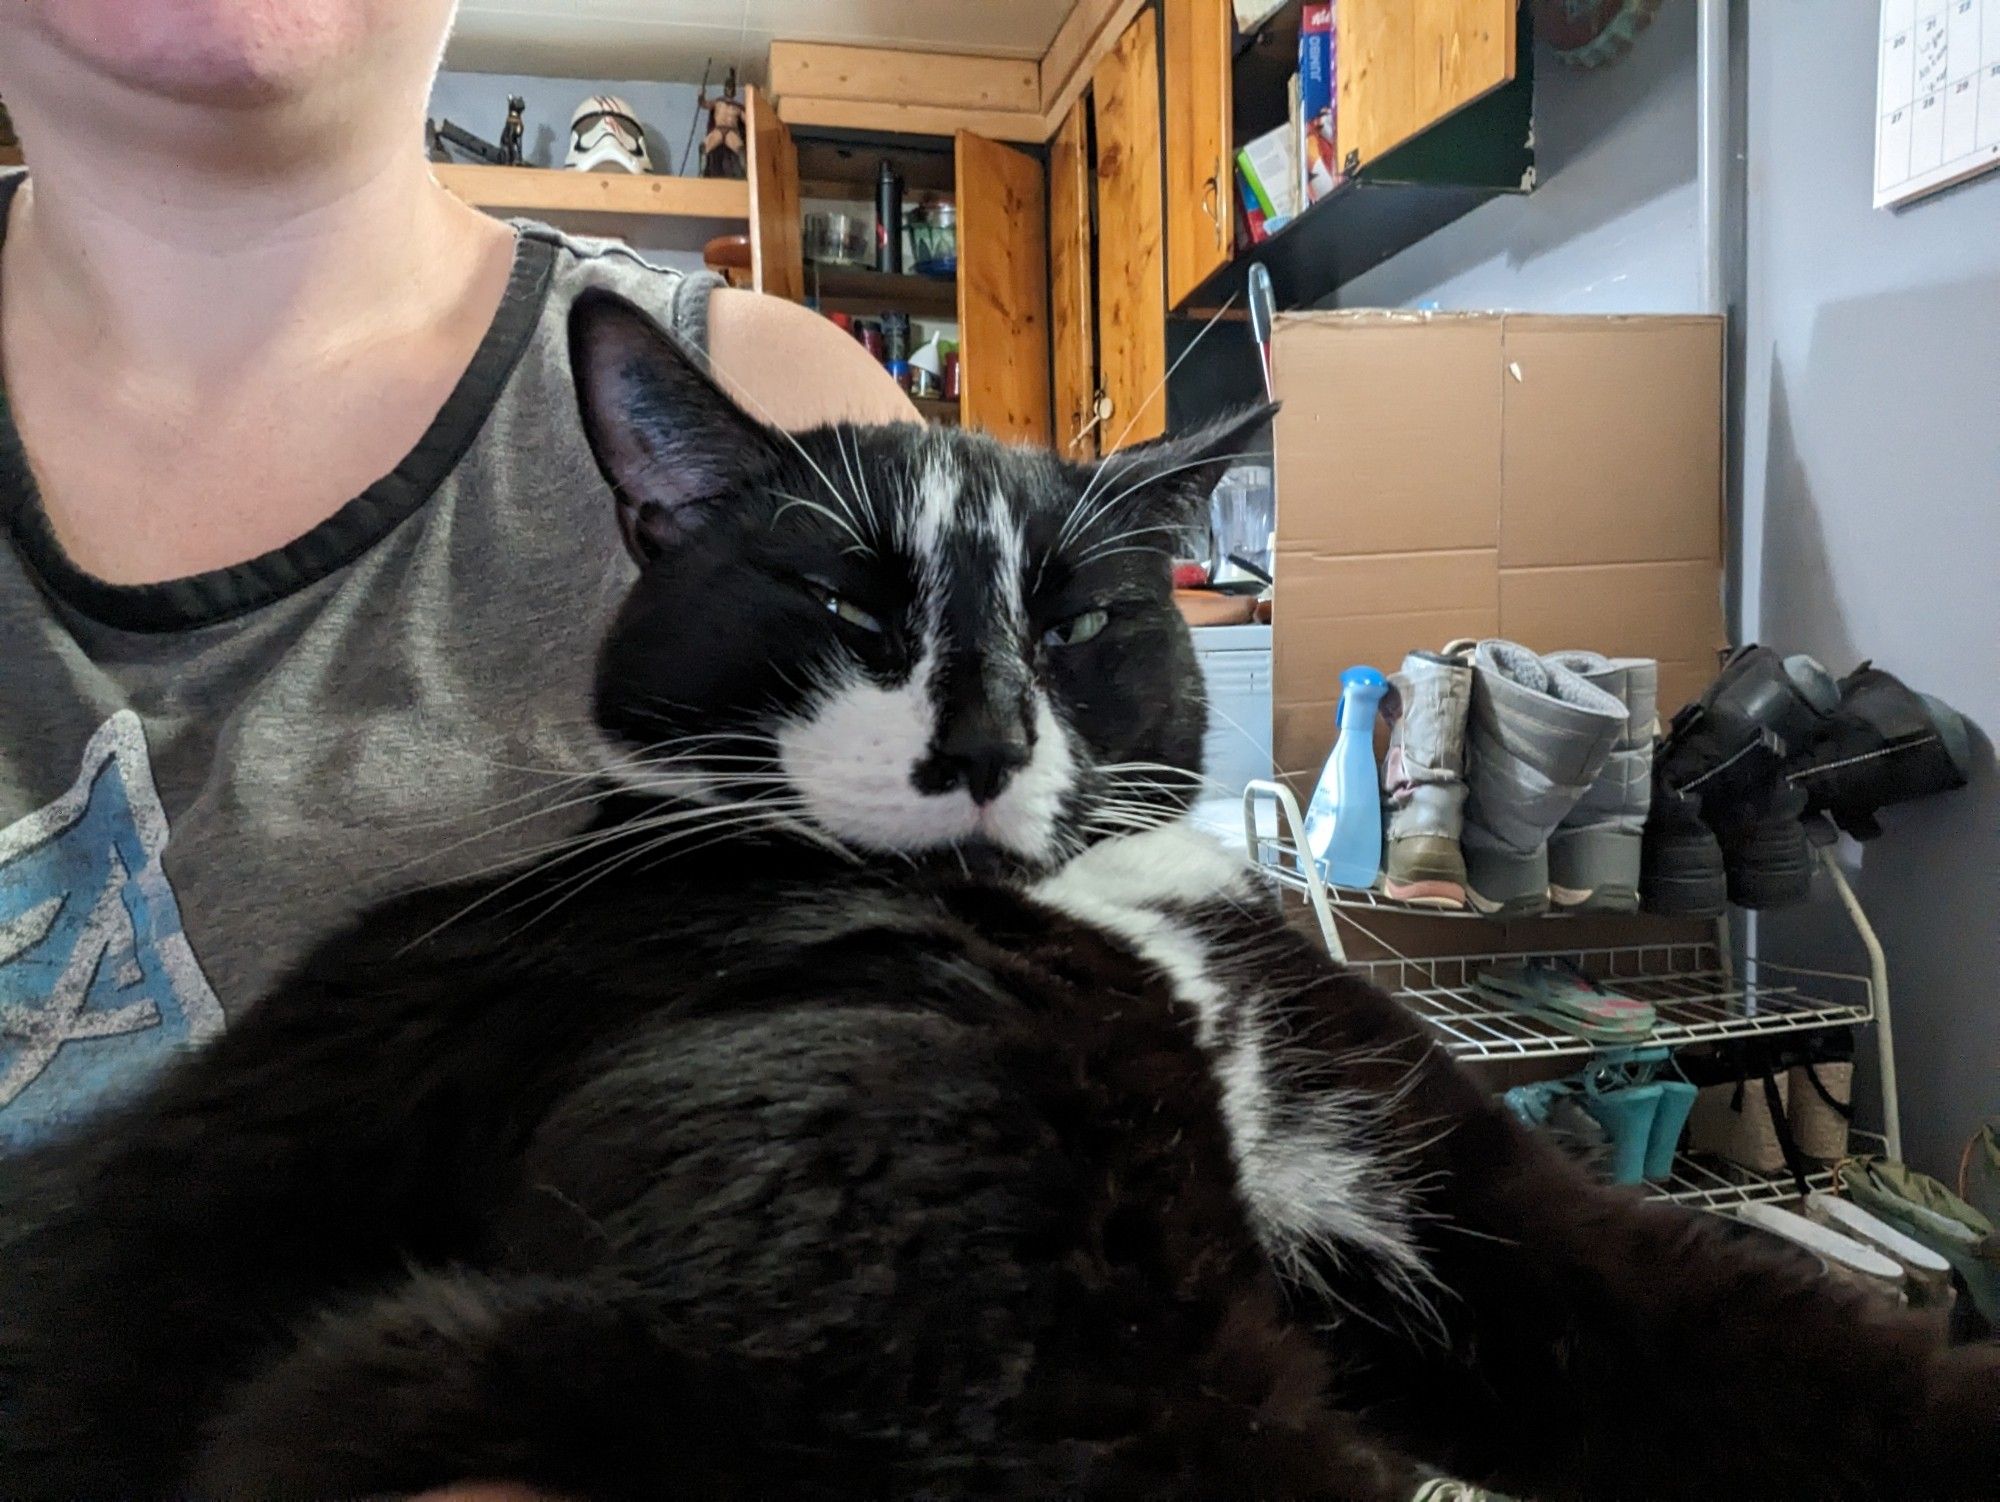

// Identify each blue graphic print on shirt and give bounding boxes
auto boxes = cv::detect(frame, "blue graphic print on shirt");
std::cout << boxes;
[0,711,222,1148]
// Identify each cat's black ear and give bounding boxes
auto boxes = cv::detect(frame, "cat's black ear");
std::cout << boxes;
[1083,402,1278,537]
[569,288,780,564]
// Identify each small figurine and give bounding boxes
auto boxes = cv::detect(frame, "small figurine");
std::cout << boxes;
[699,68,747,180]
[498,94,526,167]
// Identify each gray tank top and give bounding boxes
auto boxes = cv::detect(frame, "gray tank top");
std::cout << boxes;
[0,170,722,1146]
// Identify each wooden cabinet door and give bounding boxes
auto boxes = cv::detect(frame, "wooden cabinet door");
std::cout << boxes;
[1336,0,1517,172]
[955,131,1052,443]
[1163,0,1233,309]
[746,86,803,300]
[1092,7,1168,450]
[1048,96,1098,461]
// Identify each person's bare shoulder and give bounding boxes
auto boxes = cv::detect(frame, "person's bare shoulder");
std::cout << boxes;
[706,287,920,431]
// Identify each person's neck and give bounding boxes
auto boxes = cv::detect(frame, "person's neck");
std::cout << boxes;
[5,123,512,382]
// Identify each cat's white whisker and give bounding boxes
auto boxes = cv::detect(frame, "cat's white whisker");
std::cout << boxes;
[772,493,866,550]
[680,340,872,539]
[495,799,826,940]
[1074,449,1265,555]
[1096,288,1243,461]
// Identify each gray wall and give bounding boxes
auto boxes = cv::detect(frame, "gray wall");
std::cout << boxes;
[429,71,719,270]
[1333,0,1702,312]
[1742,0,2000,1178]
[1335,0,1998,1177]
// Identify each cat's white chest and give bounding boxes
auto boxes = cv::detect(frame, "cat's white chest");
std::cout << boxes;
[1029,822,1258,1044]
[1030,820,1433,1302]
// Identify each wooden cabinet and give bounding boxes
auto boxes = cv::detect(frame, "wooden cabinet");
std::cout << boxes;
[1039,6,1174,457]
[746,88,804,300]
[1163,0,1234,308]
[955,132,1053,444]
[1158,0,1527,314]
[1091,7,1169,450]
[767,132,1051,441]
[760,0,1527,440]
[1338,0,1517,170]
[1049,98,1099,460]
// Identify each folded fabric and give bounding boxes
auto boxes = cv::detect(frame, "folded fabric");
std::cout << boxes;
[1476,959,1655,1043]
[1844,1154,2000,1327]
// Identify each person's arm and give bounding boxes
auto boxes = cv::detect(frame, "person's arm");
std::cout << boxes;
[705,287,922,430]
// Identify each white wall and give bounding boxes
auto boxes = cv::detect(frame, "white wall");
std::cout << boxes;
[1333,0,1702,313]
[1742,0,2000,1179]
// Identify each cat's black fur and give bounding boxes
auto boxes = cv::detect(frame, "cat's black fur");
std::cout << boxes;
[0,293,1993,1501]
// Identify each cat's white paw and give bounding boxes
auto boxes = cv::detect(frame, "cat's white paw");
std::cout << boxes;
[1038,820,1259,912]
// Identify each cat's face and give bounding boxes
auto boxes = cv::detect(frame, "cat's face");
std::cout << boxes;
[570,290,1269,871]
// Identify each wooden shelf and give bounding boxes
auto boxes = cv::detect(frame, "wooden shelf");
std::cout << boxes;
[1179,0,1535,317]
[0,147,22,169]
[1180,175,1509,314]
[911,395,961,425]
[433,164,749,220]
[807,265,958,316]
[797,138,955,197]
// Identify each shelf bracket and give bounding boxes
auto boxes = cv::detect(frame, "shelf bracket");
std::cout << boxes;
[1817,845,1899,1161]
[1242,779,1345,961]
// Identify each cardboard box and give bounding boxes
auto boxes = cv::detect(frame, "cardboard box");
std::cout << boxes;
[1269,311,1725,791]
[1237,120,1300,234]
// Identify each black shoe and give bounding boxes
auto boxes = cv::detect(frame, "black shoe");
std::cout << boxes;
[1656,645,1838,796]
[1717,783,1814,909]
[1654,646,1836,912]
[1640,783,1726,917]
[1786,663,1974,839]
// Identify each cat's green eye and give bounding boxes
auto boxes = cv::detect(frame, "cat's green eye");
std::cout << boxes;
[1044,607,1109,648]
[804,579,885,635]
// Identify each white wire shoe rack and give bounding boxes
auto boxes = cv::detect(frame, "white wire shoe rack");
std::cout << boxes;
[1240,781,1902,1191]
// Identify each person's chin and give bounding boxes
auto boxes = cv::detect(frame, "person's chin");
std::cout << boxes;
[26,3,362,111]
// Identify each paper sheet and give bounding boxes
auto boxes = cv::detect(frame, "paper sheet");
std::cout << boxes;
[1875,0,2000,208]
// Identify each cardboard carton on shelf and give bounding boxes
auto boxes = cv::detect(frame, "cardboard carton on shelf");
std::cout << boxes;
[1266,311,1726,798]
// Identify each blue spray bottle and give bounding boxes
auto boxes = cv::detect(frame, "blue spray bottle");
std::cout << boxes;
[1302,666,1388,889]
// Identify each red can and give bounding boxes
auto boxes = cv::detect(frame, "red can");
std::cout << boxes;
[942,351,961,400]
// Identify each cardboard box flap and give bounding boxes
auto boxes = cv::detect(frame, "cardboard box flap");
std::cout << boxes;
[1273,319,1502,557]
[1500,320,1725,568]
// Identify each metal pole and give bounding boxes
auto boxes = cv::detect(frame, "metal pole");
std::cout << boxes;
[1819,848,1900,1161]
[1696,0,1731,315]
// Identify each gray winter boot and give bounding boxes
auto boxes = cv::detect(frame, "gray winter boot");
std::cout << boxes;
[1461,640,1629,917]
[1543,652,1659,914]
[1382,650,1473,908]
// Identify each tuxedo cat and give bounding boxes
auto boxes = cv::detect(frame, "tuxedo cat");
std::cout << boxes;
[0,290,1992,1502]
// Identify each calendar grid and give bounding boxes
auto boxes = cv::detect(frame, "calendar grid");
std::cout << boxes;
[1875,0,2000,208]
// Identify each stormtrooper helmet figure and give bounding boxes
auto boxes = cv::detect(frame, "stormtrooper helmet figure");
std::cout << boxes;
[566,95,651,174]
